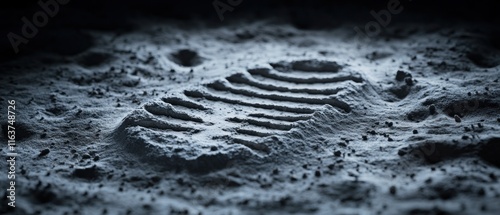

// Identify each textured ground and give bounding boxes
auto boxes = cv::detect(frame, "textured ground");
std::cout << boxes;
[1,19,500,215]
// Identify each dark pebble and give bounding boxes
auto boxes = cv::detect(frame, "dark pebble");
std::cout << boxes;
[272,169,279,175]
[389,186,397,195]
[404,77,413,86]
[176,178,184,185]
[429,104,436,115]
[362,135,368,141]
[489,173,497,181]
[396,70,411,81]
[454,115,462,123]
[398,149,406,156]
[39,149,50,157]
[425,178,432,184]
[334,150,342,157]
[413,130,418,134]
[315,170,321,177]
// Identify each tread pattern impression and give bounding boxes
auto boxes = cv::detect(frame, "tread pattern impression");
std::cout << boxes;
[114,60,364,171]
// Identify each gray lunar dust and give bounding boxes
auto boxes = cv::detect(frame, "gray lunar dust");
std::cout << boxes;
[1,19,500,215]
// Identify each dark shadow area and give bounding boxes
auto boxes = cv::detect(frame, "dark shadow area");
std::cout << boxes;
[1,0,500,63]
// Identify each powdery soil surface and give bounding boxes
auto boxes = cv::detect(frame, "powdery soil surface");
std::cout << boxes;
[1,19,500,215]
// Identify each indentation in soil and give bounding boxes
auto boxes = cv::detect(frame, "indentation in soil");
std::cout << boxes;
[168,49,204,67]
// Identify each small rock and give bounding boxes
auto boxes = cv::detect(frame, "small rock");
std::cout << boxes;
[489,173,497,181]
[176,178,185,186]
[315,170,321,177]
[413,130,418,134]
[39,149,50,157]
[429,104,437,115]
[454,115,462,123]
[362,135,368,141]
[272,169,279,175]
[334,150,342,157]
[425,178,432,184]
[395,70,412,81]
[389,186,397,195]
[73,165,100,180]
[405,77,413,86]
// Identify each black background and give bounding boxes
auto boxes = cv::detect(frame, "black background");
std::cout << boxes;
[1,0,499,61]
